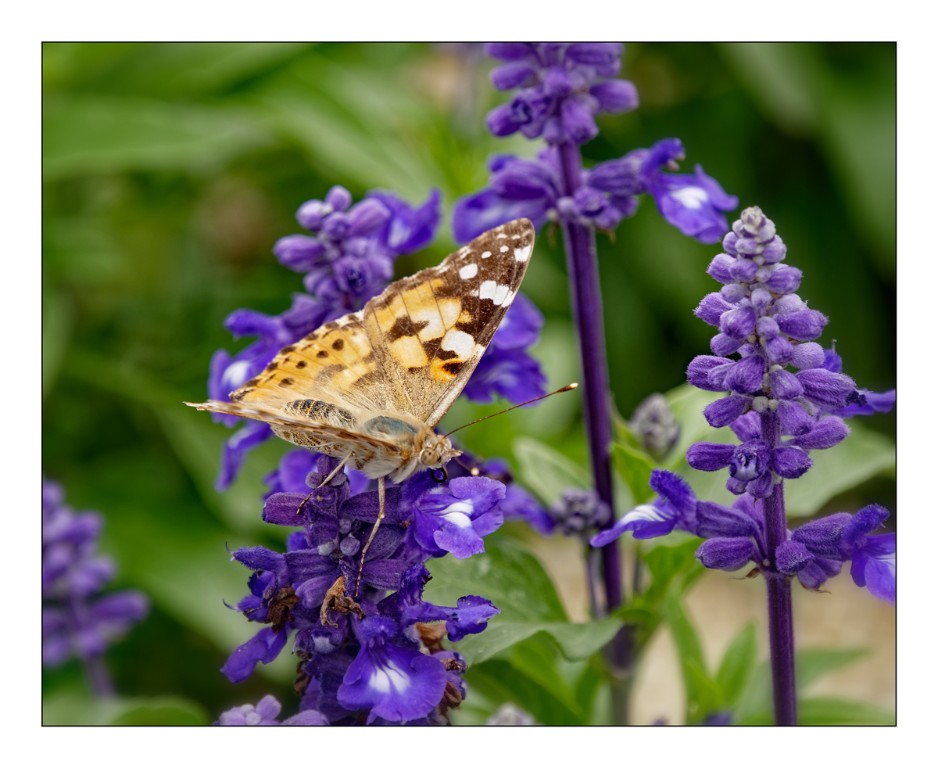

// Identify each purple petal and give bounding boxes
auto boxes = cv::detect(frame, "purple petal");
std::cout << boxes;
[338,619,447,723]
[589,79,638,113]
[687,442,735,472]
[221,627,288,683]
[696,537,756,571]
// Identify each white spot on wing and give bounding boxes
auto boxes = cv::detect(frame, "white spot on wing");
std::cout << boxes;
[492,283,510,305]
[481,250,491,259]
[441,329,475,357]
[459,263,479,280]
[479,280,497,300]
[499,244,509,253]
[514,245,531,262]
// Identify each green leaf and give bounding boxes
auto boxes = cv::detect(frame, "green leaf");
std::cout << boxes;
[795,696,895,725]
[719,44,819,134]
[784,423,895,517]
[43,692,208,725]
[639,537,704,605]
[426,538,568,622]
[426,538,621,665]
[715,622,758,707]
[611,442,656,505]
[43,95,267,178]
[455,616,624,666]
[512,436,591,506]
[661,592,714,721]
[42,287,72,399]
[464,660,586,725]
[735,646,871,723]
[795,647,870,687]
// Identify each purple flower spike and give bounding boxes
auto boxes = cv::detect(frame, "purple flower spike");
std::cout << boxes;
[42,478,148,689]
[483,43,629,146]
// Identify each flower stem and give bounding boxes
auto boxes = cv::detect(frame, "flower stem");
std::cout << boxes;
[556,140,631,722]
[761,412,797,725]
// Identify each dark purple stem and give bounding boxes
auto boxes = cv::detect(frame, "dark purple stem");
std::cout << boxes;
[761,412,797,725]
[556,140,632,720]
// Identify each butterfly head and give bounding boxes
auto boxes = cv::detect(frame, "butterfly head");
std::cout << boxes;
[417,430,462,471]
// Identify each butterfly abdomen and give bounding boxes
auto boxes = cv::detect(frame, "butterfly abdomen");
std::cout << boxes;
[284,398,356,427]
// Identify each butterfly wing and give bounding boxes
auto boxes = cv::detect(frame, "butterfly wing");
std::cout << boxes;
[361,217,535,427]
[188,218,535,437]
[226,310,393,415]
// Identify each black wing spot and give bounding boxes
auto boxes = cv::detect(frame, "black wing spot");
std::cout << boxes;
[387,315,429,342]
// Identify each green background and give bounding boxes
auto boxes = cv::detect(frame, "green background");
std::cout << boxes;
[42,43,896,722]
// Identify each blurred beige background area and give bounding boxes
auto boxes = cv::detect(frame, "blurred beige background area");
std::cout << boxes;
[531,535,896,724]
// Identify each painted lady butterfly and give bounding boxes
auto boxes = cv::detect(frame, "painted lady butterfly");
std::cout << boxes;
[187,218,536,591]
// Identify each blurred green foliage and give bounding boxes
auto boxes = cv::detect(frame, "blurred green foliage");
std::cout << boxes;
[42,43,895,723]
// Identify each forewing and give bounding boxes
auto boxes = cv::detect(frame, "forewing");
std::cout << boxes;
[361,218,535,427]
[229,310,394,415]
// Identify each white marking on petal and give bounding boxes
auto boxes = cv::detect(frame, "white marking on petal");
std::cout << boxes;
[369,661,411,694]
[624,504,666,523]
[441,329,475,356]
[441,500,474,527]
[224,360,252,389]
[459,263,479,280]
[514,245,531,262]
[670,186,708,210]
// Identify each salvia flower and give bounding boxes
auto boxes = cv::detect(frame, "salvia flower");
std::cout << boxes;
[593,206,896,608]
[42,478,149,690]
[217,695,328,725]
[629,393,680,461]
[685,206,857,498]
[591,471,895,602]
[221,456,501,724]
[820,347,897,418]
[591,469,696,545]
[485,43,637,146]
[454,140,736,244]
[549,487,611,536]
[779,504,896,602]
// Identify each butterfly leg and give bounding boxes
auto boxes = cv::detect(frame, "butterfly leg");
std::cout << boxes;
[296,453,353,515]
[354,475,386,597]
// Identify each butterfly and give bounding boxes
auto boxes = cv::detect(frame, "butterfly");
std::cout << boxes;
[187,218,536,595]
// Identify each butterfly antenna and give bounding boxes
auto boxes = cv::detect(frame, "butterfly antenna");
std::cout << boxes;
[444,383,578,438]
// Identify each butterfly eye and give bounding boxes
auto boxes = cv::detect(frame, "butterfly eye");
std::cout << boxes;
[431,467,449,483]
